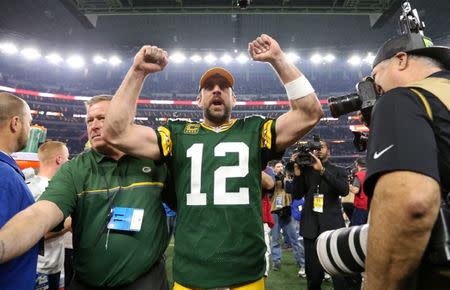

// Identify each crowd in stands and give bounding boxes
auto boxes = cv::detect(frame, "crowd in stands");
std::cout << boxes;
[0,60,369,166]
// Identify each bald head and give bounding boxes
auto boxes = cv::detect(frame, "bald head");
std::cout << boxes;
[0,93,28,125]
[0,93,32,154]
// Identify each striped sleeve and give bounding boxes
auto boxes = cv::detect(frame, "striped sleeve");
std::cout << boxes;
[157,125,173,158]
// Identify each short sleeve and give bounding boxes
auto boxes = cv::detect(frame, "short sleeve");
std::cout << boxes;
[156,122,173,160]
[39,162,78,218]
[260,118,282,166]
[364,88,439,197]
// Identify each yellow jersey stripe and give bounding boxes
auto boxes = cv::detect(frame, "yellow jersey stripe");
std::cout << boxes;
[158,126,173,157]
[78,181,164,196]
[260,119,273,149]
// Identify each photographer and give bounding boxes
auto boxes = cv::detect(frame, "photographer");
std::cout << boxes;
[291,141,349,290]
[269,161,305,275]
[349,157,368,226]
[363,32,450,289]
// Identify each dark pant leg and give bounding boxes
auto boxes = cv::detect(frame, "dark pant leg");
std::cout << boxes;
[48,272,61,290]
[304,238,324,290]
[350,208,368,226]
[65,248,74,289]
[332,276,349,290]
[124,257,169,290]
[69,257,169,290]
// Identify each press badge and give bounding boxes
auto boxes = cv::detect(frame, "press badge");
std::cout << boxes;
[313,194,324,213]
[107,207,144,232]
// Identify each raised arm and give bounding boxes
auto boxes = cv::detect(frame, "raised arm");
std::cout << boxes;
[0,200,63,263]
[364,171,440,290]
[248,34,323,151]
[103,46,169,160]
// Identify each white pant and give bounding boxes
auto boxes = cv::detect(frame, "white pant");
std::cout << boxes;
[263,223,271,277]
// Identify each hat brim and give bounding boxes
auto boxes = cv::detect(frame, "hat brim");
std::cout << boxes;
[407,46,450,70]
[199,67,235,90]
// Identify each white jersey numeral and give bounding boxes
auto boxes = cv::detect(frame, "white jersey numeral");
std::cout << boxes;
[186,143,207,205]
[186,142,250,206]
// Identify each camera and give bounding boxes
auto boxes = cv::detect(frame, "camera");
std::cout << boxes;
[316,203,450,277]
[289,135,322,167]
[352,131,369,152]
[328,0,428,123]
[237,0,250,9]
[328,77,378,124]
[316,225,368,276]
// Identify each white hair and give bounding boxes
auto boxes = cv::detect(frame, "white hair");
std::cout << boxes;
[409,54,444,69]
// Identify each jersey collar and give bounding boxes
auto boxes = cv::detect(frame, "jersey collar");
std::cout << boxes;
[200,119,237,133]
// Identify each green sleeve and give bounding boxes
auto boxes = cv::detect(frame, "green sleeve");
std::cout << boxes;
[39,161,78,218]
[260,118,283,167]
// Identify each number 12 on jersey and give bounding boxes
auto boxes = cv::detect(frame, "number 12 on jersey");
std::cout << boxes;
[186,142,250,206]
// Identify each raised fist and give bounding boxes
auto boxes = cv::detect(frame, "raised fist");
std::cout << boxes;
[248,34,283,63]
[133,45,169,75]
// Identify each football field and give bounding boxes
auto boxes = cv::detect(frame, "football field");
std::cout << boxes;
[164,241,333,290]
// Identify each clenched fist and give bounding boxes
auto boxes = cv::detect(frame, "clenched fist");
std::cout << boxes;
[248,34,284,64]
[132,45,169,76]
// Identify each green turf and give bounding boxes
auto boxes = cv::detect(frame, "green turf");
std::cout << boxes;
[164,241,333,290]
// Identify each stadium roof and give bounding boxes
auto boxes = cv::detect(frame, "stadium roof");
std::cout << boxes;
[0,0,449,52]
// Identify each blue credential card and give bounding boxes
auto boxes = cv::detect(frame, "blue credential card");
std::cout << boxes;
[107,207,144,232]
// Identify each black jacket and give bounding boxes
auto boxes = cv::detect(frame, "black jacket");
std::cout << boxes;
[292,160,349,239]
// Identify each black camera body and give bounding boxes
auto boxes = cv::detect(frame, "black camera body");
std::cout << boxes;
[328,77,378,123]
[292,135,322,167]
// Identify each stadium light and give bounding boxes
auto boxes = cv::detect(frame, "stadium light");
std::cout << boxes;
[324,53,336,63]
[204,53,217,64]
[220,54,233,64]
[67,55,85,69]
[347,55,362,66]
[45,53,63,65]
[170,52,186,64]
[190,54,202,63]
[310,53,322,64]
[0,42,18,55]
[21,47,41,60]
[363,52,375,65]
[108,55,122,66]
[286,52,300,63]
[236,53,249,64]
[93,55,107,64]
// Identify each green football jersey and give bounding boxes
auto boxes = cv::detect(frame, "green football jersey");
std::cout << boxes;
[157,116,279,288]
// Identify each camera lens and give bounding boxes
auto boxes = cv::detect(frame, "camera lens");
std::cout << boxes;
[316,224,368,276]
[328,93,362,118]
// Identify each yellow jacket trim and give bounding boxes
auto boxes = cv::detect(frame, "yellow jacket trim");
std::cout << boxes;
[78,181,164,196]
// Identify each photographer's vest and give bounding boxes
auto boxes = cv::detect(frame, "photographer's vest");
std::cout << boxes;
[404,76,450,267]
[406,77,450,114]
[406,76,450,195]
[270,179,292,213]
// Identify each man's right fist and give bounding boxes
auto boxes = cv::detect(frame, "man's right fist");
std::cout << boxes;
[133,45,168,75]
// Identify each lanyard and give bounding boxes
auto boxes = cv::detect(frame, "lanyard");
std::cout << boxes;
[93,162,126,248]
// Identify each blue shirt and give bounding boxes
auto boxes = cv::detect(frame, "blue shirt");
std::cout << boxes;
[0,152,38,290]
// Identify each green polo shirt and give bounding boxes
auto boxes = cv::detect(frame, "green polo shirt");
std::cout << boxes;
[40,149,169,287]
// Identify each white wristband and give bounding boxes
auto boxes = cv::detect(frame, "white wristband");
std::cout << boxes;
[284,75,315,100]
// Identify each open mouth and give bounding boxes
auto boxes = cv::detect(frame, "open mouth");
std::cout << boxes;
[211,98,224,107]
